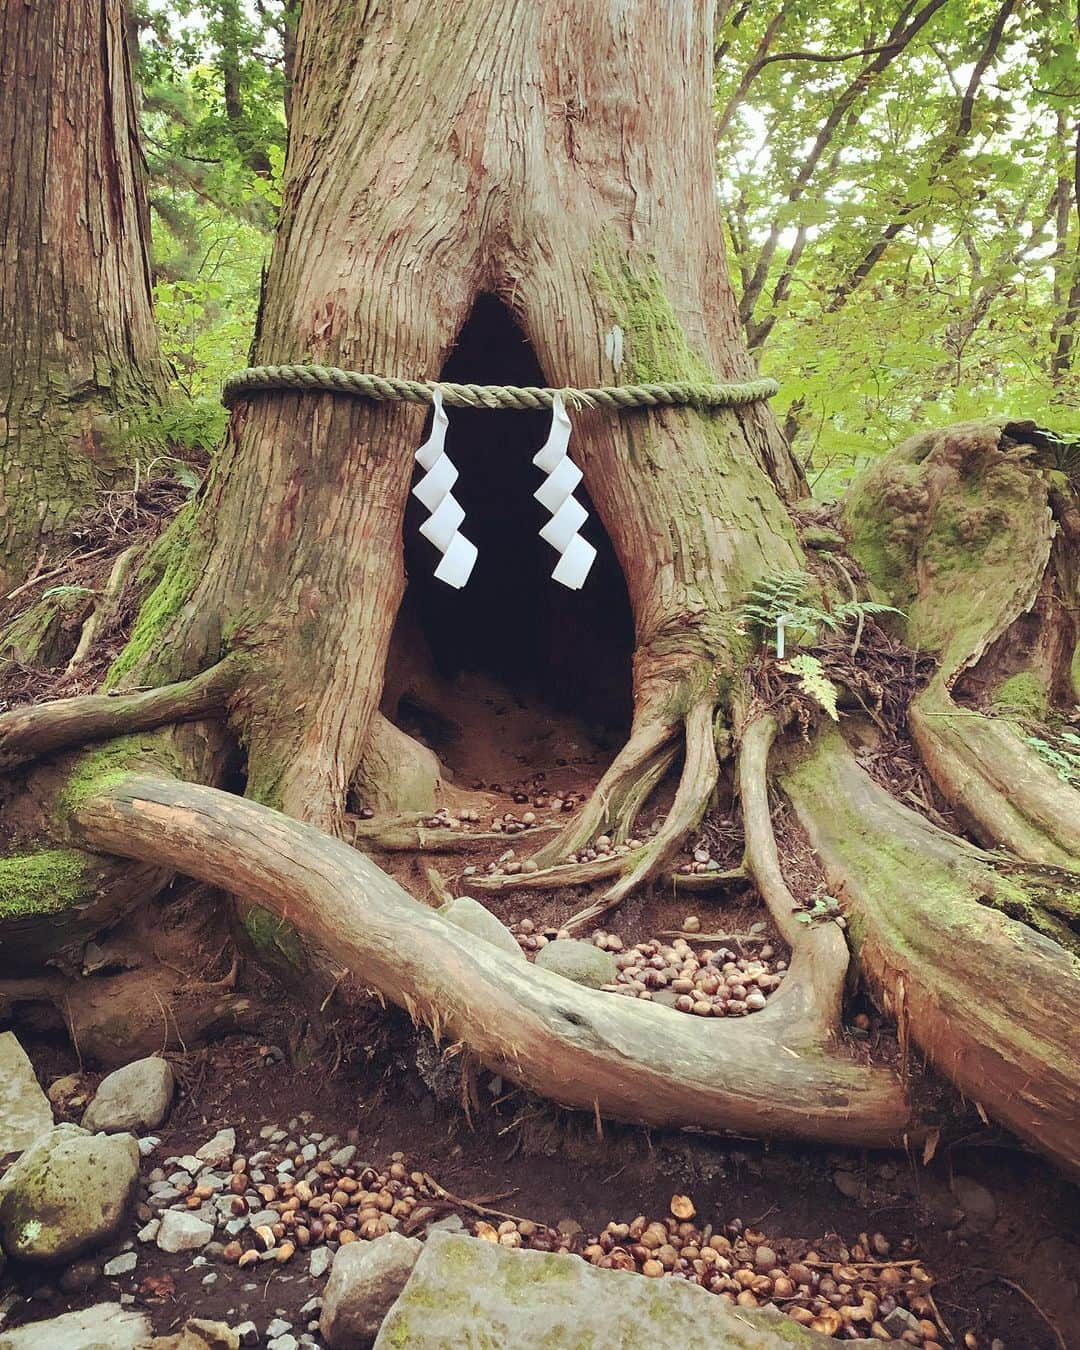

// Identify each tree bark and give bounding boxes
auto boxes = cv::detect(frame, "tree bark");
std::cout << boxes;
[0,0,166,590]
[109,0,805,837]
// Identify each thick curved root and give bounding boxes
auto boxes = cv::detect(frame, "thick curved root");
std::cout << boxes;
[72,772,913,1148]
[0,656,242,771]
[530,717,679,868]
[780,727,1080,1178]
[739,714,847,1036]
[557,699,721,932]
[910,680,1080,869]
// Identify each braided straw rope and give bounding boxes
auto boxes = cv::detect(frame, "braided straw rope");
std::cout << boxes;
[221,364,778,412]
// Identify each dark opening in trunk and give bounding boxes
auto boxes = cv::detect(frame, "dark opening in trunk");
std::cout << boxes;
[389,295,634,772]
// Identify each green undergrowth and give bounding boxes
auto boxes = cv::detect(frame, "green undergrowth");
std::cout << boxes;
[0,848,94,920]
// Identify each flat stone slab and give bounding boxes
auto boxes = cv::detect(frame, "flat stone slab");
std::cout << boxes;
[0,1301,151,1349]
[375,1232,887,1348]
[0,1033,52,1160]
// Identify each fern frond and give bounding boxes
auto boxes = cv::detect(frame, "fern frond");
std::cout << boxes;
[780,654,840,720]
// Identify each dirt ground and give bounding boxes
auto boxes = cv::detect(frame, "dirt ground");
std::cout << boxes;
[6,1025,1078,1348]
[2,613,1078,1348]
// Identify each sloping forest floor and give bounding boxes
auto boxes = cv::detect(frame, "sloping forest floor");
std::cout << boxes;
[0,488,1078,1348]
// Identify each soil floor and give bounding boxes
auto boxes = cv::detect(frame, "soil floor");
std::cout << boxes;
[5,1029,1079,1349]
[2,672,1078,1347]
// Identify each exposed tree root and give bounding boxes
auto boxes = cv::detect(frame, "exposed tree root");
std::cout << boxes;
[669,867,747,892]
[65,544,139,675]
[780,727,1080,1177]
[0,657,242,771]
[0,972,263,1068]
[910,679,1080,869]
[530,716,679,868]
[71,772,913,1147]
[555,699,722,932]
[350,815,561,853]
[739,714,847,1036]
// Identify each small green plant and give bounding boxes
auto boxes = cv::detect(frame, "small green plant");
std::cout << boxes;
[39,585,96,601]
[780,653,840,720]
[1025,731,1080,788]
[795,894,846,928]
[736,569,900,653]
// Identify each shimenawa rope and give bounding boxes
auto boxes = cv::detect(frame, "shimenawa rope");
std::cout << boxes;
[221,364,778,412]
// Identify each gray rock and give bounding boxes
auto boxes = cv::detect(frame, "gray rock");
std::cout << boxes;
[269,1338,299,1350]
[438,896,525,961]
[150,1186,183,1204]
[176,1319,241,1348]
[832,1170,864,1200]
[267,1319,293,1337]
[329,1145,356,1168]
[82,1058,174,1134]
[103,1251,138,1276]
[374,1232,846,1348]
[0,1302,151,1349]
[137,1135,160,1157]
[425,1213,465,1235]
[58,1258,100,1293]
[236,1324,258,1347]
[533,938,617,988]
[321,1232,423,1348]
[195,1127,236,1166]
[156,1209,214,1253]
[0,1125,139,1263]
[137,1219,161,1243]
[950,1175,997,1233]
[883,1307,922,1336]
[0,1032,53,1159]
[309,1246,333,1278]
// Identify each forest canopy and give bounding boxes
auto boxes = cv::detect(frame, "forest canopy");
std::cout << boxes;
[137,0,1078,492]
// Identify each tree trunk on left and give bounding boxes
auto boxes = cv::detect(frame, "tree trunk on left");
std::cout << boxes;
[0,0,166,590]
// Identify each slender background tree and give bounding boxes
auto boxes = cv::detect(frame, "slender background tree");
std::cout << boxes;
[0,0,167,591]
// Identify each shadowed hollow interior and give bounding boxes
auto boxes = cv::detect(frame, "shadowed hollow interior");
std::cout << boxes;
[392,295,634,770]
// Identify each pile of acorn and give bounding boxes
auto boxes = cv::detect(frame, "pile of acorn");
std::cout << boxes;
[176,1138,962,1346]
[561,831,646,865]
[598,929,785,1017]
[676,842,727,875]
[218,1154,430,1267]
[505,922,786,1018]
[508,917,569,951]
[468,1196,951,1346]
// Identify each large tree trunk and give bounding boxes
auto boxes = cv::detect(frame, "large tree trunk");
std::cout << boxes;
[0,0,166,590]
[2,1,1079,1173]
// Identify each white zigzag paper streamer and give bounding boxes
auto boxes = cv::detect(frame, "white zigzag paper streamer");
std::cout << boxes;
[413,388,477,589]
[533,393,595,590]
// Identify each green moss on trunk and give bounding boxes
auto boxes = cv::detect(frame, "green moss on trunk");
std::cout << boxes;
[0,849,94,920]
[591,250,713,385]
[990,671,1050,720]
[103,506,202,688]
